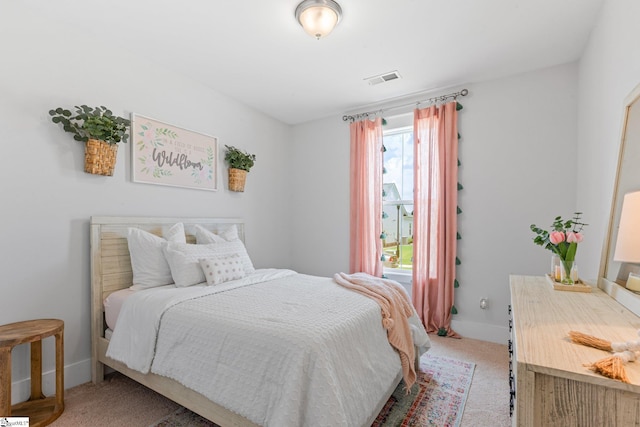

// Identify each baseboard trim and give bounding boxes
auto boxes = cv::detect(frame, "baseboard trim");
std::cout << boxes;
[451,319,509,344]
[11,358,91,405]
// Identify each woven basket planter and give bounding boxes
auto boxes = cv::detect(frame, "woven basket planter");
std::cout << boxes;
[85,139,118,176]
[228,168,247,192]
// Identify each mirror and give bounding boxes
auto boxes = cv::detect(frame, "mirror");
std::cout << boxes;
[598,82,640,314]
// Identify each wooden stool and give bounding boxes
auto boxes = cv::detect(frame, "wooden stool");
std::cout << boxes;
[0,319,64,426]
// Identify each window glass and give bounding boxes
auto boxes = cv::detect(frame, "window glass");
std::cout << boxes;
[383,126,414,272]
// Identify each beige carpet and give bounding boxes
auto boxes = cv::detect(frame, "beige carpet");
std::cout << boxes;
[429,335,511,427]
[50,335,509,427]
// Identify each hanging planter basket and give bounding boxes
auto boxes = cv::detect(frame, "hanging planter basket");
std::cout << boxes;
[49,105,129,177]
[84,139,118,176]
[228,168,247,192]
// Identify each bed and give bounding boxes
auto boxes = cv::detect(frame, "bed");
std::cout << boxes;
[90,216,429,427]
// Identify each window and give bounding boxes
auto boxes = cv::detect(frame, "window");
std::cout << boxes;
[382,126,414,272]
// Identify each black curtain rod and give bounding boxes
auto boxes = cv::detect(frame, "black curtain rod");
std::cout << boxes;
[342,88,468,122]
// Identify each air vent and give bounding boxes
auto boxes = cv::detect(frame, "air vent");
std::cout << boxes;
[364,70,401,86]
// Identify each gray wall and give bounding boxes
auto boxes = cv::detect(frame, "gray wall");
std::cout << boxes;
[1,10,292,401]
[576,0,640,281]
[290,64,579,343]
[3,0,639,402]
[290,0,640,344]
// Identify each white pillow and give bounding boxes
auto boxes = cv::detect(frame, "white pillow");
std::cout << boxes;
[163,240,255,287]
[127,223,186,289]
[195,224,239,244]
[165,222,187,241]
[199,255,245,285]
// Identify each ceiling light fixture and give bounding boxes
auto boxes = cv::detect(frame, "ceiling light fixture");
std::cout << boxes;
[295,0,342,40]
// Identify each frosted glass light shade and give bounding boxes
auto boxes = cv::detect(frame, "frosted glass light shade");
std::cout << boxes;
[614,191,640,263]
[295,0,342,39]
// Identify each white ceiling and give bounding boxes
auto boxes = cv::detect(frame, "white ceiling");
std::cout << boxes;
[16,0,603,125]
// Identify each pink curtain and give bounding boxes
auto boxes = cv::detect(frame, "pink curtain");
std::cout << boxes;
[412,102,459,337]
[349,118,383,276]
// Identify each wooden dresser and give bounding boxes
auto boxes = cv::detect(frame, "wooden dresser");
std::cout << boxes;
[509,275,640,426]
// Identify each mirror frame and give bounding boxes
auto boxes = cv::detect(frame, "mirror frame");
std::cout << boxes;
[598,82,640,315]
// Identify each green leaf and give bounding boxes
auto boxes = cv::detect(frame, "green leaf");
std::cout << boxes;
[456,102,463,111]
[565,242,577,262]
[456,257,461,265]
[451,305,458,314]
[49,105,130,144]
[224,145,256,171]
[454,279,460,288]
[437,328,447,336]
[457,206,462,214]
[458,182,463,190]
[457,232,461,240]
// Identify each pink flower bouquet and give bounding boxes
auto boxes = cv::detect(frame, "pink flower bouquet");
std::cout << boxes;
[531,213,587,283]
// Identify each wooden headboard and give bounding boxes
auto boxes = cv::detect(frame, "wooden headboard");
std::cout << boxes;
[89,216,245,381]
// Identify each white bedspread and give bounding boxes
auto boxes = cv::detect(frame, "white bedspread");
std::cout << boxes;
[107,269,430,427]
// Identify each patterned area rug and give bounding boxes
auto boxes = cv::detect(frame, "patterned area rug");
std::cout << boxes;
[372,354,475,427]
[151,354,475,427]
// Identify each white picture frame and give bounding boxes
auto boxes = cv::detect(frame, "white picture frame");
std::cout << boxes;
[131,114,218,191]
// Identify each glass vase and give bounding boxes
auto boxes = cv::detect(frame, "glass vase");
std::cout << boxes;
[560,260,578,285]
[551,255,562,281]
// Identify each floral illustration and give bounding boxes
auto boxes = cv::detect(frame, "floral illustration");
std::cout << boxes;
[192,146,214,184]
[132,115,218,191]
[136,123,175,177]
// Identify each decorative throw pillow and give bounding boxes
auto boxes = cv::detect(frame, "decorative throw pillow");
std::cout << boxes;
[195,224,239,244]
[127,223,186,289]
[218,239,255,273]
[163,240,255,287]
[199,256,245,285]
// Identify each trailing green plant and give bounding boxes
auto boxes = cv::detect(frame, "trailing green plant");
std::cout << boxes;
[224,145,256,172]
[49,105,130,144]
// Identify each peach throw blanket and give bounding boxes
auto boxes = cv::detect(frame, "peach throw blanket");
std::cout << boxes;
[333,272,416,390]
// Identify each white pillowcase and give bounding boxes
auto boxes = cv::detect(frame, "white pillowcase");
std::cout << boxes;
[195,224,239,244]
[127,223,186,289]
[199,256,245,285]
[163,240,255,287]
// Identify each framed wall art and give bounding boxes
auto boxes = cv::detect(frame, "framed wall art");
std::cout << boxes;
[131,114,217,191]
